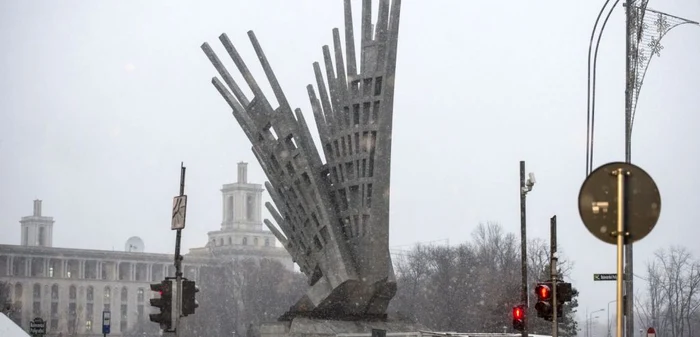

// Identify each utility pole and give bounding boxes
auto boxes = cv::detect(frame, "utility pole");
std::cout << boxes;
[551,215,558,337]
[519,161,536,337]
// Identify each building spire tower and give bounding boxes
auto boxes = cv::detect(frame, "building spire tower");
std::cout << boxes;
[190,162,292,269]
[221,162,263,231]
[20,200,55,247]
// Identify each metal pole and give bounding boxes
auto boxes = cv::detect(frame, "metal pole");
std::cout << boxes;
[174,163,186,337]
[615,168,626,337]
[623,1,634,336]
[586,307,589,337]
[551,215,558,337]
[519,161,528,337]
[607,300,616,337]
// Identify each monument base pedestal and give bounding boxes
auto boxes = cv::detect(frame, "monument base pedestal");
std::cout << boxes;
[260,317,427,337]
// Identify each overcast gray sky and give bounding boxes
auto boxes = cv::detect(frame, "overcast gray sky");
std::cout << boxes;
[2,0,700,324]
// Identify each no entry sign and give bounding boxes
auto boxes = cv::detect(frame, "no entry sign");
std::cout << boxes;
[647,327,656,337]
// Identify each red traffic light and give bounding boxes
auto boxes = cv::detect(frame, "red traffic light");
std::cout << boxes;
[536,284,551,300]
[513,306,524,320]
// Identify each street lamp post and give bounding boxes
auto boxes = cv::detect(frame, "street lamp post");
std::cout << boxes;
[586,2,698,337]
[607,300,617,337]
[519,161,535,337]
[588,308,604,337]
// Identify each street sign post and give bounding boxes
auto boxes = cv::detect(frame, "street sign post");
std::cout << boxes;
[647,327,656,337]
[102,310,111,336]
[593,273,625,281]
[29,317,46,336]
[578,162,661,337]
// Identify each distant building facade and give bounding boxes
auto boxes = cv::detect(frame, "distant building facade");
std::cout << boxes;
[0,162,293,336]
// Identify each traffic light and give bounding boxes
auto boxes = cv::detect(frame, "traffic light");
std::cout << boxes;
[512,305,525,331]
[555,282,572,318]
[149,279,173,330]
[534,282,553,320]
[182,279,199,316]
[556,282,572,302]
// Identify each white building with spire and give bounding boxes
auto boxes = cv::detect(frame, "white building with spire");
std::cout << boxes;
[189,162,293,269]
[19,200,55,248]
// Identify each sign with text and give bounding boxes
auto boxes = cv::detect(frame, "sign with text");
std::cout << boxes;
[102,311,111,334]
[29,317,46,336]
[593,273,626,281]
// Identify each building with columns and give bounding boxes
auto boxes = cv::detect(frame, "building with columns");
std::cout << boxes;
[0,162,293,336]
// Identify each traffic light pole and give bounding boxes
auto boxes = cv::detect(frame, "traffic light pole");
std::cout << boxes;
[550,215,558,337]
[172,163,186,337]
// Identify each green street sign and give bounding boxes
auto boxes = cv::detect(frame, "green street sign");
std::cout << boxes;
[593,273,624,281]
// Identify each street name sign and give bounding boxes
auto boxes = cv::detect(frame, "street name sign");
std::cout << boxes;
[593,273,624,281]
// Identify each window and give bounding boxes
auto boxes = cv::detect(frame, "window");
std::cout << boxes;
[38,227,45,246]
[69,285,76,300]
[137,305,144,321]
[50,319,58,331]
[228,237,232,245]
[242,237,248,245]
[14,283,23,300]
[104,286,111,302]
[51,303,58,317]
[51,284,58,300]
[68,305,77,334]
[120,304,128,331]
[265,238,271,247]
[121,287,128,302]
[33,301,41,315]
[137,288,144,302]
[254,237,259,246]
[103,304,110,312]
[227,196,234,220]
[246,195,254,220]
[86,303,94,331]
[86,303,94,319]
[48,267,53,278]
[33,284,41,299]
[69,303,76,318]
[23,227,28,245]
[87,286,94,301]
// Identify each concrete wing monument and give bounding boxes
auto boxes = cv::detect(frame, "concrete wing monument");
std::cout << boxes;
[202,0,401,320]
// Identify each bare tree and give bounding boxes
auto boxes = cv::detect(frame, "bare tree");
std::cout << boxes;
[390,221,579,334]
[63,304,83,337]
[391,244,431,321]
[180,258,305,337]
[0,282,14,315]
[637,246,700,337]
